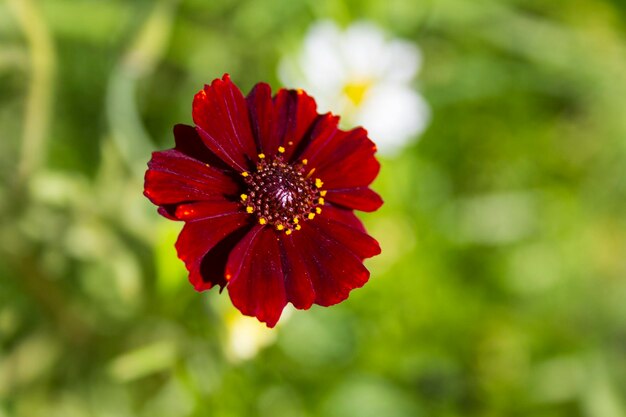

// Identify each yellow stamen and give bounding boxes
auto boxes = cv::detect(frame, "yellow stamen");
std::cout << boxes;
[278,146,285,153]
[241,171,249,177]
[258,153,265,159]
[276,224,284,231]
[307,213,315,220]
[318,197,325,205]
[301,159,308,165]
[320,190,327,197]
[285,229,292,235]
[295,225,302,231]
[315,207,322,214]
[246,206,254,213]
[293,217,299,224]
[315,178,323,188]
[259,218,267,225]
[240,194,248,201]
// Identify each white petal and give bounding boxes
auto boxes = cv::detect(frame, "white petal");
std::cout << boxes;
[298,21,347,90]
[340,21,388,79]
[382,40,422,82]
[355,84,430,154]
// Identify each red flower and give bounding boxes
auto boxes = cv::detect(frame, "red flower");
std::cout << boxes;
[144,74,382,327]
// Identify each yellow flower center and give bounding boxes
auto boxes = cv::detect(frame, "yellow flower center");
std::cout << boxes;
[343,80,372,106]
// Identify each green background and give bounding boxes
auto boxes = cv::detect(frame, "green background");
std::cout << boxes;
[1,0,626,416]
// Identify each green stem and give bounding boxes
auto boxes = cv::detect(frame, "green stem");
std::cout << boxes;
[8,0,56,183]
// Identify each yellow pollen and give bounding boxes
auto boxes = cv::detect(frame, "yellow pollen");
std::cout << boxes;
[276,224,285,231]
[240,194,248,201]
[259,218,267,225]
[246,206,254,213]
[285,229,292,235]
[315,207,322,214]
[258,153,265,159]
[301,159,308,165]
[308,213,315,220]
[293,217,299,224]
[295,225,302,230]
[315,178,323,188]
[278,146,285,153]
[241,172,249,177]
[320,190,327,197]
[318,197,325,205]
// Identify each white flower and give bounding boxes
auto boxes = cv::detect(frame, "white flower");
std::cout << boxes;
[222,304,293,362]
[279,20,430,154]
[224,313,276,362]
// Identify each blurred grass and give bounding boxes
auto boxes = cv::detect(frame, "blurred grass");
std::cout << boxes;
[1,0,626,416]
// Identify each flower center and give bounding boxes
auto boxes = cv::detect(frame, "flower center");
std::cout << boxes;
[240,154,325,234]
[343,80,372,106]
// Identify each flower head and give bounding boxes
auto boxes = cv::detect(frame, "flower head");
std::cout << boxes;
[144,74,382,327]
[279,20,430,154]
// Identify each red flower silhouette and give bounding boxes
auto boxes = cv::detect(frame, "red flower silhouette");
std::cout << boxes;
[144,74,382,327]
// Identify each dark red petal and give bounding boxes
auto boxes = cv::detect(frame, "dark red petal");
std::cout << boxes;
[311,212,381,261]
[288,223,371,307]
[322,205,367,233]
[246,83,275,153]
[144,149,239,206]
[273,89,318,161]
[299,121,381,212]
[157,205,179,220]
[279,235,316,310]
[174,201,242,222]
[307,126,380,189]
[173,124,231,170]
[245,86,318,159]
[325,187,383,212]
[226,226,288,327]
[297,113,341,166]
[176,211,250,291]
[198,226,251,292]
[192,74,257,171]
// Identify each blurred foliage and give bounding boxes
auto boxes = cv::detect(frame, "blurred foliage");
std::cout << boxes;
[1,0,626,416]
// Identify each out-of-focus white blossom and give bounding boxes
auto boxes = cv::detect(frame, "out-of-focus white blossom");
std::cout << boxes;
[223,305,292,362]
[279,20,430,154]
